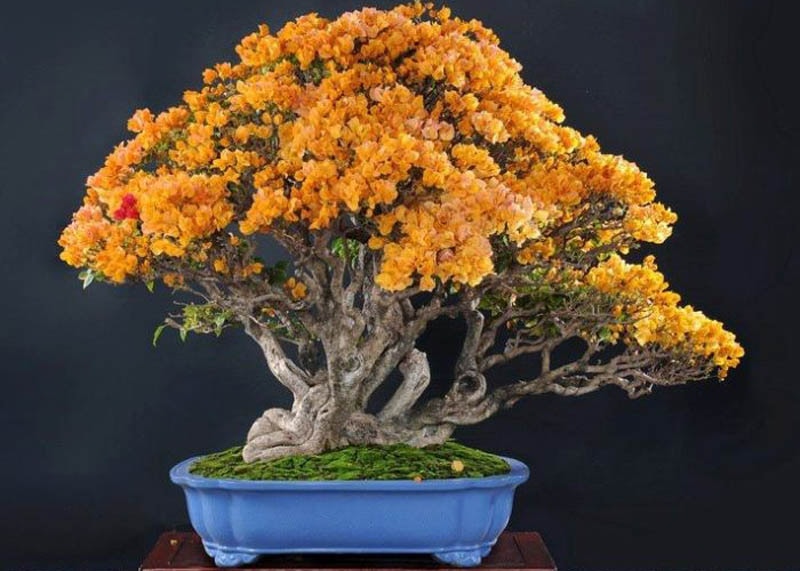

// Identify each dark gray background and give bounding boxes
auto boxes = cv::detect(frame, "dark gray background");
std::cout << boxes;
[1,1,797,569]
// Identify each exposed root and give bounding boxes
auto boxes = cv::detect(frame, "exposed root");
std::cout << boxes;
[242,437,326,462]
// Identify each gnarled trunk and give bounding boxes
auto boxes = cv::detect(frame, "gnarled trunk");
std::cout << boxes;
[242,348,455,462]
[235,239,696,463]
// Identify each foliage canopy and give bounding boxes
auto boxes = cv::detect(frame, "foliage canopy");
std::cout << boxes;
[59,3,743,461]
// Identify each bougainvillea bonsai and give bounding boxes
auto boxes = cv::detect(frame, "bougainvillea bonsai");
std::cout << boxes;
[59,3,743,465]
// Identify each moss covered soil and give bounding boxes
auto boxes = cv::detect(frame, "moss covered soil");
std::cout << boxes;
[190,441,511,481]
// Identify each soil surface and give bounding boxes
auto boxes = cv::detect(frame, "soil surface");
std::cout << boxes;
[189,441,511,481]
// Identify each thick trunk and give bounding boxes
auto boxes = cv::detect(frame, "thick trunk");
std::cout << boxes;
[242,349,454,462]
[243,403,456,462]
[239,248,460,463]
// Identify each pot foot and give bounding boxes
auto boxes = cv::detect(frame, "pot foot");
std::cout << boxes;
[202,542,260,567]
[433,546,490,567]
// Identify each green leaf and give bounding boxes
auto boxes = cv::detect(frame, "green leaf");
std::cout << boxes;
[152,324,167,347]
[266,260,289,285]
[331,237,360,263]
[145,280,155,293]
[213,314,227,337]
[179,328,188,342]
[79,269,95,289]
[273,260,288,279]
[331,237,345,258]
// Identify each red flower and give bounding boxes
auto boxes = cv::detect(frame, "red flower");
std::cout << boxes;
[113,193,139,221]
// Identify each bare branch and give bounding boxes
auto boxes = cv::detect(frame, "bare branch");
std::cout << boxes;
[343,244,367,303]
[455,303,484,379]
[242,319,311,401]
[479,337,553,371]
[379,349,431,421]
[410,341,709,432]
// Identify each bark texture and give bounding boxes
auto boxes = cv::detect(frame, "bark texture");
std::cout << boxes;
[178,230,707,463]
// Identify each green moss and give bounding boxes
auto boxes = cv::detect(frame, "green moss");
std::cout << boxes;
[189,441,511,481]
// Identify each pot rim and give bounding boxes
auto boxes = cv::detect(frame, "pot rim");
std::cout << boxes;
[170,454,529,491]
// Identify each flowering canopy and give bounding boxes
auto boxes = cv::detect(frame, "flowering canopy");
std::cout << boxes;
[60,1,741,411]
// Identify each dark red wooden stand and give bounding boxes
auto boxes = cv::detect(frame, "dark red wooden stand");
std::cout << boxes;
[140,531,556,571]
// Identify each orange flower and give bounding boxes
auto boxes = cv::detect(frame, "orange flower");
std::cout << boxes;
[213,258,229,274]
[285,278,308,300]
[57,3,740,379]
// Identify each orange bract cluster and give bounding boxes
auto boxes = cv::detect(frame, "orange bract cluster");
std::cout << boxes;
[586,255,744,378]
[59,3,672,288]
[58,3,741,375]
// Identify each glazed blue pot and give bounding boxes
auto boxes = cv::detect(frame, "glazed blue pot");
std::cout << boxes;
[170,455,529,567]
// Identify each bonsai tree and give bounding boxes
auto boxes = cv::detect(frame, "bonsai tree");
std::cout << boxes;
[59,3,743,463]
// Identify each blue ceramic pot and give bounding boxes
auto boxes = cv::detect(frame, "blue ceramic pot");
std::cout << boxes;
[170,455,529,567]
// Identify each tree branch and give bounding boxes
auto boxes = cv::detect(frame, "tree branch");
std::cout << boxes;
[242,319,311,401]
[378,348,431,420]
[455,303,484,379]
[411,342,706,430]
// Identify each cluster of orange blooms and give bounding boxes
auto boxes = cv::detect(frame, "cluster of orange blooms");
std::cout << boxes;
[58,3,741,375]
[586,255,743,377]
